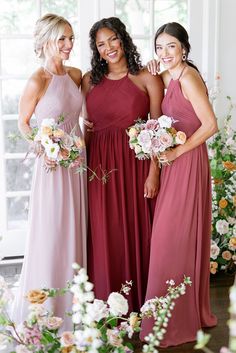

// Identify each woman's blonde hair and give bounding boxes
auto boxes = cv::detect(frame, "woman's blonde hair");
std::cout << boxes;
[34,13,73,60]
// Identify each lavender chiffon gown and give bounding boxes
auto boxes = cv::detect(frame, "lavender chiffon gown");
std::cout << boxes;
[12,71,87,328]
[140,77,217,346]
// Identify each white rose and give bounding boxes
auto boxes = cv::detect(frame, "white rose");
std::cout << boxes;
[107,292,128,316]
[210,241,220,260]
[216,219,229,235]
[86,299,109,323]
[158,115,173,128]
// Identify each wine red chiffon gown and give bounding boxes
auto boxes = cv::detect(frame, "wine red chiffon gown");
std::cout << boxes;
[86,74,156,311]
[140,76,217,346]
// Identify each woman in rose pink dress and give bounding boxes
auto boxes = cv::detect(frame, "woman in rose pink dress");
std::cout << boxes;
[141,22,218,347]
[12,14,87,329]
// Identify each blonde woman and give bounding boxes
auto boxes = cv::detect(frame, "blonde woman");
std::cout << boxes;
[12,14,87,328]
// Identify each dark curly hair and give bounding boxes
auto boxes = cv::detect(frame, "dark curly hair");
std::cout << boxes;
[154,22,200,73]
[89,17,142,85]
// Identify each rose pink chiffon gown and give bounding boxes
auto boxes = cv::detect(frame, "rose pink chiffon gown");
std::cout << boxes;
[86,74,156,312]
[12,70,87,328]
[140,74,217,346]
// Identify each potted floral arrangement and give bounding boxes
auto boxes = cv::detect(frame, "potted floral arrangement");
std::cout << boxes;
[208,96,236,274]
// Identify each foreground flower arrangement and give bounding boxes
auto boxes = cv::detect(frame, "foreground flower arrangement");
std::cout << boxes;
[208,96,236,274]
[127,115,186,164]
[0,265,191,353]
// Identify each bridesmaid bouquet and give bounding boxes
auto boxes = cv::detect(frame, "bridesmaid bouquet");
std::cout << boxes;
[28,115,85,172]
[127,115,186,163]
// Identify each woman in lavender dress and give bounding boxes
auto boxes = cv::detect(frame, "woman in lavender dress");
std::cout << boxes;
[12,14,87,328]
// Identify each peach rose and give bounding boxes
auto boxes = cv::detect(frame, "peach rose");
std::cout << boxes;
[222,250,232,261]
[128,127,138,138]
[26,289,48,304]
[219,198,228,209]
[53,129,64,138]
[175,131,187,145]
[229,237,236,249]
[223,161,236,171]
[210,261,218,274]
[60,331,75,347]
[42,126,53,136]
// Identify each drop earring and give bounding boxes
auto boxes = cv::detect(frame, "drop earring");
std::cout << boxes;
[182,53,187,61]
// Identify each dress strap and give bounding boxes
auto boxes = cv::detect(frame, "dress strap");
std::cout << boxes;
[43,66,54,76]
[178,65,187,80]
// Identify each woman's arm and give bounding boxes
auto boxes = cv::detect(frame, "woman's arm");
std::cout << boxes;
[18,72,44,139]
[142,69,164,198]
[163,69,218,163]
[81,72,94,144]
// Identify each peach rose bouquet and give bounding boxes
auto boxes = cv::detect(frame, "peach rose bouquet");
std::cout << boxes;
[28,115,86,172]
[127,115,186,164]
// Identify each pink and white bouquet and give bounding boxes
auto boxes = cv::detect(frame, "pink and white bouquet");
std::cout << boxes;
[127,115,186,162]
[29,115,85,172]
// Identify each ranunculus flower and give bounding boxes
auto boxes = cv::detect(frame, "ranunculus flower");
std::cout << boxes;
[175,131,187,145]
[60,331,75,347]
[216,219,229,235]
[219,198,228,208]
[222,250,232,261]
[158,115,173,128]
[107,292,128,316]
[26,290,48,304]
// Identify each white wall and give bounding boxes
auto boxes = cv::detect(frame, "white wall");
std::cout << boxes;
[78,0,236,128]
[189,0,235,128]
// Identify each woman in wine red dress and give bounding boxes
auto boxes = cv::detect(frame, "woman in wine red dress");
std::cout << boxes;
[82,17,164,312]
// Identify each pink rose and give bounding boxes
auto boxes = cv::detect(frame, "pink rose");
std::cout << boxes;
[160,132,173,149]
[145,119,159,130]
[222,250,232,261]
[45,316,63,330]
[151,137,162,154]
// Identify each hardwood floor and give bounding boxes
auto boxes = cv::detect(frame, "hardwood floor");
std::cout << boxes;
[133,273,235,353]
